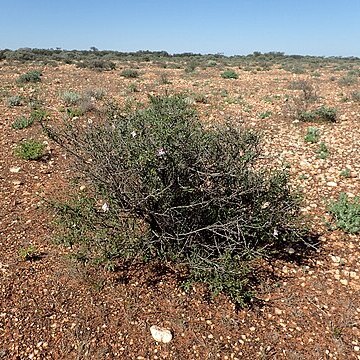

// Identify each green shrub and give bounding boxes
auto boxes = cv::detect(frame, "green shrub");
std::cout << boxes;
[258,111,272,119]
[46,94,309,306]
[304,127,320,143]
[77,59,116,71]
[15,139,45,160]
[351,91,360,102]
[121,69,139,78]
[328,193,360,234]
[17,70,42,83]
[338,74,357,86]
[316,142,329,159]
[221,70,238,79]
[298,106,337,123]
[12,115,34,130]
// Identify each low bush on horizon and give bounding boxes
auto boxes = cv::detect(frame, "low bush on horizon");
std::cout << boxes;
[121,68,140,78]
[45,94,312,306]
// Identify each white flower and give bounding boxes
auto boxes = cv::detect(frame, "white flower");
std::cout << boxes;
[273,228,279,237]
[157,148,166,156]
[131,131,137,138]
[101,202,109,212]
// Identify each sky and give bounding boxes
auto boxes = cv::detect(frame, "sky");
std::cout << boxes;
[1,0,359,57]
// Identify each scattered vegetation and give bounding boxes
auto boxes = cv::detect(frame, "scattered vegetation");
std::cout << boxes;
[328,193,360,234]
[298,106,337,123]
[19,245,39,261]
[61,90,82,105]
[15,139,46,160]
[258,111,272,119]
[316,142,329,159]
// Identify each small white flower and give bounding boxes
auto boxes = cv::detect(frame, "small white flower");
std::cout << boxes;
[261,202,270,209]
[131,131,137,138]
[101,202,109,212]
[157,148,166,156]
[273,228,279,237]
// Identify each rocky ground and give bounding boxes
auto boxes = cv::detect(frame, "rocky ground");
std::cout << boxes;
[0,60,360,359]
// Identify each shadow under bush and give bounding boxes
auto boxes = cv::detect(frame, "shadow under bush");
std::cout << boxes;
[44,94,313,306]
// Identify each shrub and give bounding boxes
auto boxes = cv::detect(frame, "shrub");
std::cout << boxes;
[77,59,116,71]
[316,142,329,159]
[12,115,34,130]
[338,74,357,86]
[288,80,317,102]
[17,70,42,83]
[328,193,360,234]
[351,91,360,102]
[258,111,272,119]
[15,139,45,160]
[121,69,139,78]
[45,94,309,306]
[61,90,82,105]
[7,95,23,106]
[221,70,238,79]
[298,106,337,123]
[304,127,320,143]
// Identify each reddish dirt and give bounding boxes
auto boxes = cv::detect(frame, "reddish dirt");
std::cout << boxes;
[1,61,360,359]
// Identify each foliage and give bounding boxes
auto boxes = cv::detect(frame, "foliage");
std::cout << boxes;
[45,94,309,306]
[316,142,329,159]
[304,127,320,143]
[17,70,42,83]
[221,70,238,79]
[77,59,116,71]
[328,193,360,234]
[298,106,337,123]
[19,245,39,261]
[61,91,82,105]
[15,139,45,160]
[121,69,140,78]
[12,115,34,130]
[258,111,272,119]
[7,95,23,106]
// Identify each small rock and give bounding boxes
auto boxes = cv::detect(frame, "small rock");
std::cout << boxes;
[340,279,348,286]
[354,346,360,352]
[13,180,22,186]
[80,185,86,191]
[274,308,283,315]
[10,167,21,173]
[150,325,172,343]
[327,181,337,187]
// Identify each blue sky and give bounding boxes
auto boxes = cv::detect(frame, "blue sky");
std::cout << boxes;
[1,0,359,56]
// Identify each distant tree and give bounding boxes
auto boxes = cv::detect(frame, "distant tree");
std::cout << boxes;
[90,46,98,52]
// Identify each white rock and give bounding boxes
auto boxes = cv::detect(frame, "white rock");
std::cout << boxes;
[10,166,21,173]
[150,325,173,343]
[326,181,337,187]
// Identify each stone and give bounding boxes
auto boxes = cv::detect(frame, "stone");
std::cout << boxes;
[150,325,173,343]
[326,181,337,187]
[10,167,21,173]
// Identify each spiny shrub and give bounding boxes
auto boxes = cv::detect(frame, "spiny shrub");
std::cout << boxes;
[15,139,45,160]
[304,127,320,143]
[45,94,309,306]
[17,70,42,83]
[61,91,82,105]
[328,193,360,234]
[221,70,238,79]
[7,95,22,106]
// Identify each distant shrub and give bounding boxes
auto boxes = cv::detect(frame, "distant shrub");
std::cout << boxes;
[121,69,139,78]
[17,70,42,84]
[84,88,106,100]
[7,95,23,106]
[15,139,45,160]
[61,91,82,105]
[77,59,116,71]
[12,116,34,130]
[288,80,317,102]
[351,91,360,102]
[328,193,360,234]
[46,94,310,306]
[304,127,320,143]
[159,73,171,85]
[316,142,329,159]
[298,106,337,123]
[338,75,357,86]
[258,111,272,119]
[221,70,238,79]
